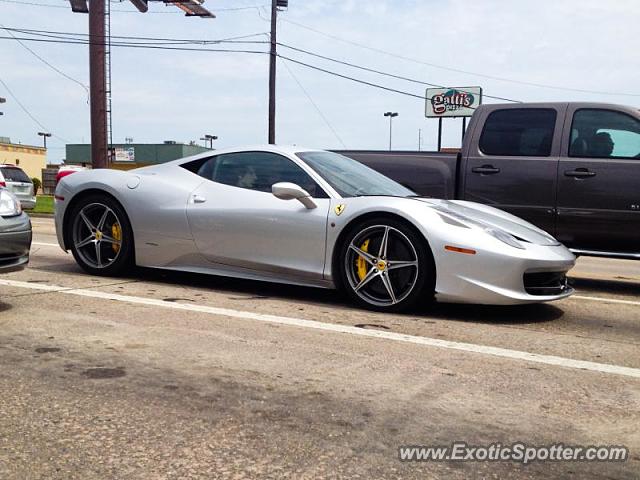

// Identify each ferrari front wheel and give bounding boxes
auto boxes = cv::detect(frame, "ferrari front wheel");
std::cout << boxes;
[339,218,435,312]
[69,194,134,276]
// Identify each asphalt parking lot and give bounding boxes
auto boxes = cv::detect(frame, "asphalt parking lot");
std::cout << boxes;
[1,216,639,479]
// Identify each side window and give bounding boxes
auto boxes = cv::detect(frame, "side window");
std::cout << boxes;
[196,157,217,179]
[570,109,640,159]
[479,109,557,157]
[180,156,216,176]
[212,152,328,198]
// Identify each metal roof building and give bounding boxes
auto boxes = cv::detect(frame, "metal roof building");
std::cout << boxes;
[65,142,212,170]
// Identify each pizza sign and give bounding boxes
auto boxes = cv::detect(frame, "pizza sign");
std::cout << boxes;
[425,87,482,118]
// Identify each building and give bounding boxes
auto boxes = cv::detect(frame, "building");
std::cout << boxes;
[65,142,211,170]
[0,137,47,181]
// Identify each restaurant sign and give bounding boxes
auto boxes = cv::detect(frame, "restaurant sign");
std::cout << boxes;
[425,87,482,118]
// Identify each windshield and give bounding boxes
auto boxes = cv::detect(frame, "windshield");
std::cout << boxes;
[296,151,415,198]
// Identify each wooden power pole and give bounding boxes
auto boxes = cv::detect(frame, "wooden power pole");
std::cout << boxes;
[89,0,108,168]
[69,0,215,167]
[268,0,277,144]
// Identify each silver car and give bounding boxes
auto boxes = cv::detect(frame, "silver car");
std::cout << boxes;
[0,165,36,210]
[0,188,32,273]
[54,146,575,311]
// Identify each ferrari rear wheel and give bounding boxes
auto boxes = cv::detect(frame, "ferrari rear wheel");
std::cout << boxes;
[339,218,435,312]
[69,194,133,276]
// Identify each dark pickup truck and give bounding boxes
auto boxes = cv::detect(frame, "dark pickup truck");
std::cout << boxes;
[340,102,640,259]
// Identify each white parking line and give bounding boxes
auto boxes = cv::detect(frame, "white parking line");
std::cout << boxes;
[573,295,640,307]
[1,278,638,379]
[32,242,60,247]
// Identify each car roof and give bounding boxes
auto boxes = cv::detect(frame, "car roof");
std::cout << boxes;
[209,145,322,156]
[158,145,326,168]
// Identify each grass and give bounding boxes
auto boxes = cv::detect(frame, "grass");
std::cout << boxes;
[31,195,54,215]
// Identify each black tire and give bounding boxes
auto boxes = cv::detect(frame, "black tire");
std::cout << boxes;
[68,194,134,276]
[337,217,435,312]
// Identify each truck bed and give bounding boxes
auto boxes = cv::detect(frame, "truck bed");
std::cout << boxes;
[335,150,458,199]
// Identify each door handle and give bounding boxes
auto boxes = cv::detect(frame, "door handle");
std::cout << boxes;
[192,194,207,204]
[471,165,501,175]
[564,168,596,179]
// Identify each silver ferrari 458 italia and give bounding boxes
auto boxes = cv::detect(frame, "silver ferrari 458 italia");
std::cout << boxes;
[54,146,575,311]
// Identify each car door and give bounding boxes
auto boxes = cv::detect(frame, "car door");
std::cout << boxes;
[186,151,331,283]
[462,105,566,236]
[556,106,640,253]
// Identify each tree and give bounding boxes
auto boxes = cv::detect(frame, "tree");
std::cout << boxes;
[32,177,42,196]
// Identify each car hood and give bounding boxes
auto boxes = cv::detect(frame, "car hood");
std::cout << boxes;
[417,198,560,246]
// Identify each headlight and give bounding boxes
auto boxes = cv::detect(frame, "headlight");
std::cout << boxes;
[0,189,22,216]
[486,228,525,249]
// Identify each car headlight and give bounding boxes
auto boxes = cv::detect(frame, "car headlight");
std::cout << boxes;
[0,189,22,217]
[486,228,525,249]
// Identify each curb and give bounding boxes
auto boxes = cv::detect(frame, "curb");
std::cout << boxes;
[27,213,54,218]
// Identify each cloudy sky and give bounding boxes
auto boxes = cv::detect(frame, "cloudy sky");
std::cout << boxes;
[0,0,638,162]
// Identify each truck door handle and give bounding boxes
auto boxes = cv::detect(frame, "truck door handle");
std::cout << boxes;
[564,168,596,178]
[472,165,501,175]
[192,194,207,204]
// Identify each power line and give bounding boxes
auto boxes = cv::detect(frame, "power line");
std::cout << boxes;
[281,18,640,98]
[277,55,425,100]
[4,26,516,103]
[2,26,269,45]
[0,32,468,105]
[0,24,89,102]
[279,57,346,148]
[0,34,269,55]
[0,75,70,143]
[278,43,519,103]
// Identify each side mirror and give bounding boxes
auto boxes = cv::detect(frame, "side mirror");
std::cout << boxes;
[272,182,317,209]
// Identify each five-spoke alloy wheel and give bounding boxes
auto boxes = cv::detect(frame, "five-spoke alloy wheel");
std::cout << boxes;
[339,218,435,312]
[69,195,133,276]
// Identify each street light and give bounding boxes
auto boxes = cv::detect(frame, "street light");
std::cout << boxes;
[37,132,52,149]
[201,134,218,149]
[383,112,398,151]
[0,97,5,117]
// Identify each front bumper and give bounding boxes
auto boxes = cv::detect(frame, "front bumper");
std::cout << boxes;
[433,242,576,305]
[0,213,32,273]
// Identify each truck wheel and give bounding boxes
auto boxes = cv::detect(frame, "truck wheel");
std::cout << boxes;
[69,194,134,276]
[338,217,435,312]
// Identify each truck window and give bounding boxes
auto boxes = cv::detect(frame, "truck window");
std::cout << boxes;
[479,108,556,157]
[569,109,640,159]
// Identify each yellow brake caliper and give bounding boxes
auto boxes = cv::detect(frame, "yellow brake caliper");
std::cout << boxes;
[111,223,122,254]
[356,239,370,281]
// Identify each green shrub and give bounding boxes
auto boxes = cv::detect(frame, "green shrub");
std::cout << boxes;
[32,177,42,195]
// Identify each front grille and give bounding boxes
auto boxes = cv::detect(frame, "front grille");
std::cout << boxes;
[523,271,569,296]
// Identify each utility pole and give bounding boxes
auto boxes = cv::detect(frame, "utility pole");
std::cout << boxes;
[418,128,422,151]
[89,0,108,168]
[268,0,278,144]
[70,0,215,169]
[383,112,398,151]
